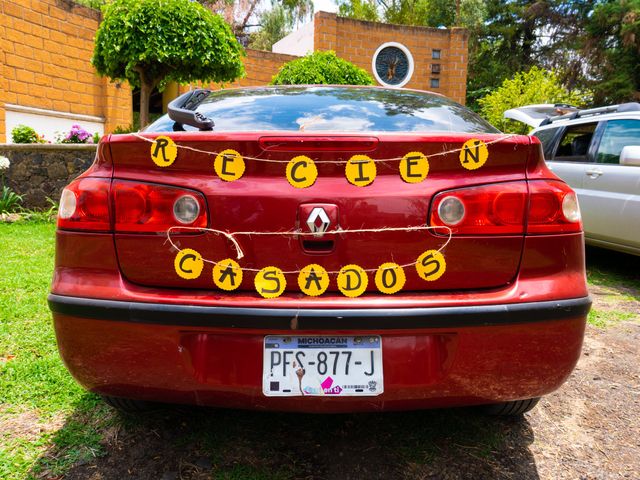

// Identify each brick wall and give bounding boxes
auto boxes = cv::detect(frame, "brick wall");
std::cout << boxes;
[177,49,298,96]
[313,12,468,104]
[0,0,132,142]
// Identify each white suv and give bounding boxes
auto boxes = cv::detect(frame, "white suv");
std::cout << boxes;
[505,103,640,256]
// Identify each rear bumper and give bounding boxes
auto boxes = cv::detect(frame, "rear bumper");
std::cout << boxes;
[50,294,590,412]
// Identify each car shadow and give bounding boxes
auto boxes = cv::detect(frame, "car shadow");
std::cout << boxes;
[30,394,541,479]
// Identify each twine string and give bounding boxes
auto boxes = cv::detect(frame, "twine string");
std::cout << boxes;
[131,131,518,164]
[166,224,452,275]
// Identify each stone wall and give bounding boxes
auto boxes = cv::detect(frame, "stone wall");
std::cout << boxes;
[0,144,96,208]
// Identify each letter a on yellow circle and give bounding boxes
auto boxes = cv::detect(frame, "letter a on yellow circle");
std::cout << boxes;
[255,266,286,298]
[416,250,446,282]
[298,264,330,296]
[212,258,243,291]
[286,155,318,188]
[214,149,245,181]
[374,262,406,294]
[337,264,368,297]
[459,139,488,171]
[345,155,376,187]
[151,136,178,167]
[400,152,429,183]
[174,248,203,280]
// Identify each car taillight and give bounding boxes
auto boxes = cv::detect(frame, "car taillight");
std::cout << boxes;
[57,178,208,233]
[57,178,111,232]
[430,180,581,235]
[113,180,207,233]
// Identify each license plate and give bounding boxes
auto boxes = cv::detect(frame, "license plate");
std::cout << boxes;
[262,336,383,397]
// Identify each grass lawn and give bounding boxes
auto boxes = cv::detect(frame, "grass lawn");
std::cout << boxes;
[0,222,638,479]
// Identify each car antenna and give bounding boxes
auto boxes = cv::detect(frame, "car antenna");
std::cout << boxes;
[167,89,214,131]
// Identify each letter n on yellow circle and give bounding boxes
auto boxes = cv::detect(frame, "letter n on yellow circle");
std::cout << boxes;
[345,155,376,187]
[174,248,203,280]
[459,139,488,171]
[151,136,178,167]
[214,149,246,181]
[212,258,243,291]
[255,266,286,298]
[298,264,329,296]
[337,264,368,297]
[286,155,318,188]
[400,152,429,183]
[375,262,406,294]
[416,250,446,282]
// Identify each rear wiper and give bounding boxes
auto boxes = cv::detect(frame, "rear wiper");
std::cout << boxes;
[167,89,214,131]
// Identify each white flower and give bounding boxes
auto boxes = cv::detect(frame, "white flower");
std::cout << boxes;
[0,156,10,171]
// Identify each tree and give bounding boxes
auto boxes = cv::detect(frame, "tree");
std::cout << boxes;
[337,0,380,22]
[249,5,290,51]
[92,0,245,127]
[584,0,640,104]
[271,51,374,85]
[478,67,592,134]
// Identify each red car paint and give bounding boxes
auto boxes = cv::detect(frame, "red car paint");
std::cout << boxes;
[49,88,590,412]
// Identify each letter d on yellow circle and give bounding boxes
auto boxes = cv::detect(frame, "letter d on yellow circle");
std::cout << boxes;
[337,264,368,297]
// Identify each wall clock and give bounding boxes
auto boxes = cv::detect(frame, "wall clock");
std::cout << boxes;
[372,42,414,88]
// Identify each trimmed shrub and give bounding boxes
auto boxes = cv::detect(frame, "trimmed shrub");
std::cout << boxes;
[271,51,374,86]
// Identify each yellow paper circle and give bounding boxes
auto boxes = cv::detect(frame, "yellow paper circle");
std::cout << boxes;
[298,264,330,297]
[212,258,243,291]
[174,248,203,280]
[337,264,368,297]
[255,266,286,298]
[459,139,489,171]
[416,250,446,282]
[345,155,376,187]
[214,149,245,181]
[151,135,178,167]
[374,262,406,294]
[286,155,318,188]
[399,152,429,183]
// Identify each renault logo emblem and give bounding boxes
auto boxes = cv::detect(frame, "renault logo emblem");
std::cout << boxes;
[306,207,331,237]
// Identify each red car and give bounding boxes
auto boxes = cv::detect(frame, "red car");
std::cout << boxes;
[49,86,590,415]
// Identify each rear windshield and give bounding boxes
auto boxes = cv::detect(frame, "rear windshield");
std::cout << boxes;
[145,86,499,134]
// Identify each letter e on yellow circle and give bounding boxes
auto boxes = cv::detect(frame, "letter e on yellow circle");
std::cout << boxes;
[151,136,178,167]
[298,264,330,296]
[375,262,406,294]
[255,266,286,298]
[286,155,318,188]
[337,264,368,297]
[416,250,446,282]
[459,139,488,171]
[345,155,376,187]
[212,258,243,291]
[174,248,203,280]
[400,152,429,183]
[214,149,245,181]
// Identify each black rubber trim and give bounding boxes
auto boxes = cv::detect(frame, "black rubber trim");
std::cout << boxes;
[48,294,591,330]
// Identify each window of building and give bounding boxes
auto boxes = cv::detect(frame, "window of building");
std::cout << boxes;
[430,78,440,88]
[432,49,441,59]
[431,64,441,74]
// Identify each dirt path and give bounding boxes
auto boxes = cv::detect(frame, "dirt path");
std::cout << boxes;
[43,321,637,480]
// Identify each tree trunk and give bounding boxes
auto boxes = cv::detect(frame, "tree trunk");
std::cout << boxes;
[139,79,152,130]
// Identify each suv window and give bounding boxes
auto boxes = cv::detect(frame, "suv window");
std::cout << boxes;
[533,128,560,158]
[553,123,597,162]
[596,119,640,164]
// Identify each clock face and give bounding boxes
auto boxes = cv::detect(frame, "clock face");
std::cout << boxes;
[374,46,411,86]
